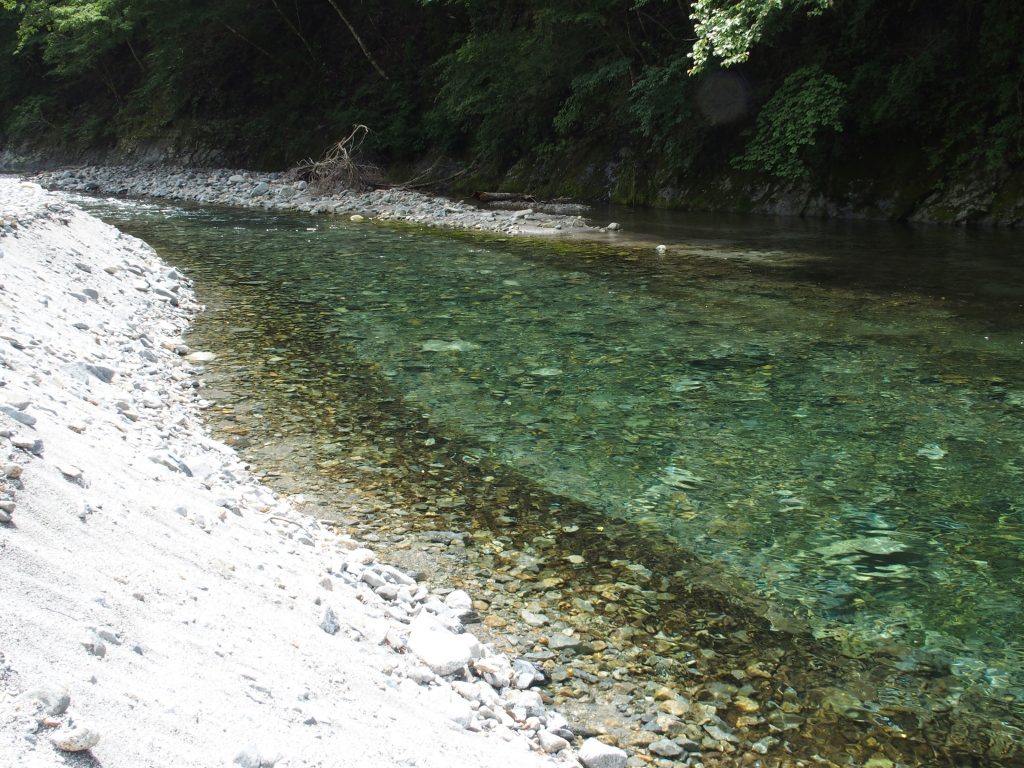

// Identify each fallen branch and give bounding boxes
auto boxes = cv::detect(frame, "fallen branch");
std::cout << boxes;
[290,125,384,193]
[400,166,472,190]
[474,191,537,204]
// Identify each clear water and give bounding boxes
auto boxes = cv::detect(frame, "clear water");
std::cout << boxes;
[85,197,1024,758]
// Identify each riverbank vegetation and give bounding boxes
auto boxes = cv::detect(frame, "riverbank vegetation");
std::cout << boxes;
[1,1,1022,214]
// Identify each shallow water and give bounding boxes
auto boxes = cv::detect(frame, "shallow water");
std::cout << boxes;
[86,197,1024,761]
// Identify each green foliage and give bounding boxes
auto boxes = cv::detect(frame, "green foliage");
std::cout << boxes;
[427,4,615,167]
[0,0,1021,204]
[689,0,831,72]
[6,92,53,134]
[734,65,845,179]
[627,55,705,177]
[9,0,134,73]
[554,58,631,137]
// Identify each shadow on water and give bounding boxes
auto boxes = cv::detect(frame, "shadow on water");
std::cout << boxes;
[84,196,1024,765]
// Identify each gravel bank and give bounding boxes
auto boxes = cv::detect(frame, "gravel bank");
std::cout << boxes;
[0,178,620,768]
[30,166,604,237]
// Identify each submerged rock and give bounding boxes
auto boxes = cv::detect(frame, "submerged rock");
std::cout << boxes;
[421,339,480,353]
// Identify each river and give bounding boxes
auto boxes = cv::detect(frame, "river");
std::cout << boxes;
[81,195,1024,765]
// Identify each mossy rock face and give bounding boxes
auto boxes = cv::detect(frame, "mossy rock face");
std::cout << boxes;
[987,167,1024,226]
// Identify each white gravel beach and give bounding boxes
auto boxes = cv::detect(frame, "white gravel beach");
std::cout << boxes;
[0,178,627,768]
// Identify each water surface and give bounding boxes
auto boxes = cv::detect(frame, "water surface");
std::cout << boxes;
[85,197,1024,761]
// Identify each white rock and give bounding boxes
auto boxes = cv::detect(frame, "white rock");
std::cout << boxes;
[406,615,472,676]
[344,548,376,568]
[234,744,279,767]
[473,654,513,689]
[578,737,627,768]
[21,684,71,716]
[50,723,100,752]
[505,689,545,720]
[423,685,474,729]
[444,589,473,617]
[538,730,570,754]
[521,609,549,626]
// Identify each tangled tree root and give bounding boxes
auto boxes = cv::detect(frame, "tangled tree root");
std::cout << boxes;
[290,125,384,193]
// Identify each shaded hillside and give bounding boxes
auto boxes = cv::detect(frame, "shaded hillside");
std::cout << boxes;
[1,1,1022,222]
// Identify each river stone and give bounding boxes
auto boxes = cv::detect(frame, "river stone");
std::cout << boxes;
[704,723,739,743]
[916,442,947,460]
[22,684,71,716]
[250,182,270,197]
[473,654,513,689]
[421,339,479,353]
[649,739,683,758]
[81,363,116,383]
[320,606,340,635]
[444,589,473,617]
[815,536,906,558]
[234,744,279,768]
[658,698,689,717]
[185,351,217,363]
[12,437,44,455]
[538,730,570,754]
[344,548,376,568]
[506,689,545,719]
[547,632,582,651]
[50,724,100,752]
[579,737,627,768]
[512,658,544,689]
[0,404,36,427]
[407,615,472,676]
[82,636,106,658]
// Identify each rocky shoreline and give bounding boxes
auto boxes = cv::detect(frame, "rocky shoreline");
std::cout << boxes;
[28,165,609,237]
[0,178,630,768]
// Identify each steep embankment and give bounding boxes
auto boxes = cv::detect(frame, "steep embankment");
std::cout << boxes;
[0,178,624,768]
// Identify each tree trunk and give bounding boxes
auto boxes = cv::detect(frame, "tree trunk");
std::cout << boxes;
[473,191,537,203]
[324,0,388,80]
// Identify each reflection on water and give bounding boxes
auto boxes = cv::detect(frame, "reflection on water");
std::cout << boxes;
[85,196,1024,760]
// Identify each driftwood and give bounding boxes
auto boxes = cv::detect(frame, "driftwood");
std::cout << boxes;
[290,125,384,193]
[474,191,591,214]
[473,191,537,204]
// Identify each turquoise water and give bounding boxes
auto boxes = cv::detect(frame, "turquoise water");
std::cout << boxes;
[87,198,1024,756]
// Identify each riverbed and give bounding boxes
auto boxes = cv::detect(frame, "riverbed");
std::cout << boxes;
[58,189,1024,766]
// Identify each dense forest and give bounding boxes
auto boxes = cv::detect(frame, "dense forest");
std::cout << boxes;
[1,0,1023,219]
